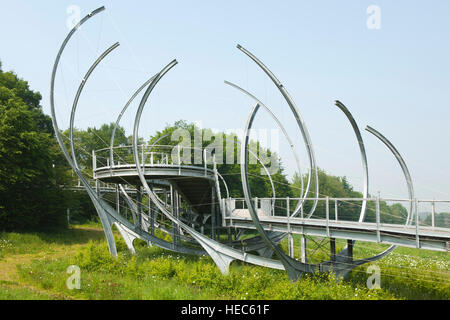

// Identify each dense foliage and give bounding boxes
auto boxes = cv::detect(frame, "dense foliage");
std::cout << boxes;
[291,169,408,223]
[0,63,438,231]
[148,120,292,199]
[0,62,68,231]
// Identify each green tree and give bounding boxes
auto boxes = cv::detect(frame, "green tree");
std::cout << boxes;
[63,122,129,172]
[0,62,67,231]
[148,120,292,199]
[291,169,409,223]
[424,212,450,228]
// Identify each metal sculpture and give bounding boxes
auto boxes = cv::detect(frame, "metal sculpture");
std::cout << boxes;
[51,6,450,285]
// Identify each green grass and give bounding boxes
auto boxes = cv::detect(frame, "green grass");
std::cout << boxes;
[0,224,104,258]
[280,235,450,299]
[1,225,449,300]
[15,241,394,300]
[0,284,53,300]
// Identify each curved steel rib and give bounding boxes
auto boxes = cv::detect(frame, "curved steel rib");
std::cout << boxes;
[236,45,319,218]
[365,126,414,225]
[50,6,105,170]
[334,100,369,223]
[50,7,204,258]
[131,61,288,274]
[241,103,316,281]
[70,42,120,170]
[232,140,276,212]
[347,125,416,267]
[110,75,157,165]
[49,6,122,256]
[217,172,230,199]
[224,80,304,211]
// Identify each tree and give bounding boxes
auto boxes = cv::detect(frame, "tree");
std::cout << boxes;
[63,122,129,172]
[148,120,293,199]
[0,62,67,231]
[291,168,409,223]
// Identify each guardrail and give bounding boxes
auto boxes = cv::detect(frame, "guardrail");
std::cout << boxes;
[92,144,218,174]
[224,197,450,229]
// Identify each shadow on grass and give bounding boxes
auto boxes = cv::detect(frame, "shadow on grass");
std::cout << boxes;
[0,224,107,256]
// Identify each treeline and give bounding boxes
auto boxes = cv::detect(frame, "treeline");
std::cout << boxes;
[0,62,69,230]
[291,169,409,223]
[0,63,422,231]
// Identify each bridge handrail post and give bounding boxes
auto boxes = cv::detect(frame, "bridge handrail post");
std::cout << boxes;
[178,145,181,174]
[203,148,207,176]
[431,199,435,228]
[286,196,291,234]
[326,196,329,237]
[376,195,381,242]
[334,199,338,221]
[300,199,304,219]
[415,198,420,248]
[92,150,96,172]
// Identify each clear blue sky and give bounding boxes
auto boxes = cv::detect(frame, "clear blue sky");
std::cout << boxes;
[1,0,449,206]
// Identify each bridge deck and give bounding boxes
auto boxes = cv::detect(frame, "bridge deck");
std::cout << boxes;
[225,214,450,252]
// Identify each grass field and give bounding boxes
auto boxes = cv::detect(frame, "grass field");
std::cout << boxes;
[0,223,448,300]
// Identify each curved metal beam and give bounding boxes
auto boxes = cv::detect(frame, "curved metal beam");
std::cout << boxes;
[49,7,203,258]
[49,6,121,256]
[217,172,230,199]
[143,133,170,164]
[365,125,414,225]
[241,102,316,281]
[232,140,276,212]
[236,45,319,218]
[110,75,157,165]
[334,100,369,223]
[224,80,304,213]
[50,6,105,171]
[345,125,416,267]
[131,61,289,274]
[70,42,120,170]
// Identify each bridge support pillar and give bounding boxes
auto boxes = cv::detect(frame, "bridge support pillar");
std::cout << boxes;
[288,234,294,258]
[227,227,232,244]
[300,236,307,263]
[347,239,353,262]
[330,238,336,262]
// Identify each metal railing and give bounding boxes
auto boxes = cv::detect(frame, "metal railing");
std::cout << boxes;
[92,144,216,173]
[225,197,450,230]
